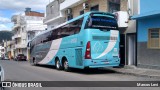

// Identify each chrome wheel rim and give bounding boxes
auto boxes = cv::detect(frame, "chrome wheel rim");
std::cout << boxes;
[56,61,60,69]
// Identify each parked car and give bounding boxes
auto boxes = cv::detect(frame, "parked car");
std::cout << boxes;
[15,54,27,61]
[1,56,9,60]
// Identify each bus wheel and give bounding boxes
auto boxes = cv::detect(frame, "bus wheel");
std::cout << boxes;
[63,60,70,72]
[32,57,37,66]
[33,60,37,66]
[56,60,62,70]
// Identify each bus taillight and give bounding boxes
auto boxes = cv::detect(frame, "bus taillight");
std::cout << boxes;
[85,41,91,59]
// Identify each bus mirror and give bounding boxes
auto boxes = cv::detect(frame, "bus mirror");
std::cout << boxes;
[27,42,31,48]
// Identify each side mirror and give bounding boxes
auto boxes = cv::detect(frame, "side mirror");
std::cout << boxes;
[27,42,31,48]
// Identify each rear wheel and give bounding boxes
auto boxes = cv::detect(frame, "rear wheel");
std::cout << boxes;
[63,60,70,72]
[56,60,62,70]
[33,59,37,65]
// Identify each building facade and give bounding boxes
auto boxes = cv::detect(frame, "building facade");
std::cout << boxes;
[44,0,142,67]
[5,41,15,59]
[0,45,5,58]
[133,0,160,69]
[44,0,128,30]
[11,8,47,60]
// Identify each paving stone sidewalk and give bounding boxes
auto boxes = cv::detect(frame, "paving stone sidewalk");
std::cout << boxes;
[106,66,160,79]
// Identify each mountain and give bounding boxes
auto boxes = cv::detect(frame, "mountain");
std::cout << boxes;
[0,30,13,44]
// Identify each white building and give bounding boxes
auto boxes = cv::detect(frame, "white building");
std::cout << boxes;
[0,45,5,58]
[11,8,47,60]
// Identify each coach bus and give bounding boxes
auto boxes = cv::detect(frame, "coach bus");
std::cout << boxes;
[29,11,120,71]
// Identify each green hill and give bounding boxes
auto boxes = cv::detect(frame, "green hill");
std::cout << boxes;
[0,30,13,44]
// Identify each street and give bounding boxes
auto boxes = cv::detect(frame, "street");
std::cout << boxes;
[0,60,159,90]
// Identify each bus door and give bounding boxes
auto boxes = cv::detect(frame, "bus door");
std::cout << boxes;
[74,18,85,67]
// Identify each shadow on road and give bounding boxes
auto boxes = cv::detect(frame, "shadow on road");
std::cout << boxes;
[34,65,117,75]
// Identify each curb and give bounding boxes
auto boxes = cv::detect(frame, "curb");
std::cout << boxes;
[113,70,160,79]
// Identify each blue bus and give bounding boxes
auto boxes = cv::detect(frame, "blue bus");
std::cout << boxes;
[29,11,120,71]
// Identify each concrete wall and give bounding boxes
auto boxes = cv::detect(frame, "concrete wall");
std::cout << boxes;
[71,0,108,18]
[140,0,160,14]
[67,0,129,19]
[45,0,60,21]
[138,16,160,42]
[137,15,160,69]
[120,0,128,11]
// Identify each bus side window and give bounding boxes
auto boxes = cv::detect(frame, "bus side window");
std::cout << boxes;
[74,28,80,34]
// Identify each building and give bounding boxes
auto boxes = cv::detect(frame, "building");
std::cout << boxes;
[44,0,128,30]
[44,0,142,67]
[0,45,5,58]
[6,41,15,59]
[132,0,160,69]
[11,8,47,60]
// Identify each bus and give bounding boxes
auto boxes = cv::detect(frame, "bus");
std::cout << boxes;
[29,11,120,71]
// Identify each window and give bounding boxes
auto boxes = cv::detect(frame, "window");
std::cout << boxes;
[90,5,99,11]
[30,17,84,47]
[67,15,73,21]
[108,0,120,13]
[85,16,118,30]
[50,5,54,14]
[148,28,160,49]
[51,17,83,40]
[80,10,84,15]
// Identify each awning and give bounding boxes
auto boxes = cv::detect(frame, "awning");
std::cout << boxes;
[132,10,160,19]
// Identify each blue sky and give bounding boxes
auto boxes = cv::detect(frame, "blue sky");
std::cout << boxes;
[0,0,51,31]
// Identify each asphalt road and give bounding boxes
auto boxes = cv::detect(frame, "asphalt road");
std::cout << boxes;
[0,60,159,90]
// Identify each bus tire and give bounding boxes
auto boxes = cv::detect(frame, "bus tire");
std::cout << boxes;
[55,59,62,70]
[63,60,70,72]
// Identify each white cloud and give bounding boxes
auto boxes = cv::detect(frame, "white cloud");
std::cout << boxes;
[0,17,11,24]
[0,24,10,30]
[0,0,50,12]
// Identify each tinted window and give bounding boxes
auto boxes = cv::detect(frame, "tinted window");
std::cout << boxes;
[51,17,83,40]
[31,17,83,47]
[90,5,99,11]
[42,32,51,43]
[85,16,118,30]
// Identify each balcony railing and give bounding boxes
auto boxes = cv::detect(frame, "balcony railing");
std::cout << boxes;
[15,44,27,49]
[12,23,21,30]
[60,0,84,10]
[26,25,47,31]
[12,34,21,39]
[7,48,11,52]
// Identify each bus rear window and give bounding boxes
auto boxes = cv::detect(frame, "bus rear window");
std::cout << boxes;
[85,16,118,30]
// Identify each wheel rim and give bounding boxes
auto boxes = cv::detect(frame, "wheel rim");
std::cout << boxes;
[56,61,60,69]
[64,61,68,70]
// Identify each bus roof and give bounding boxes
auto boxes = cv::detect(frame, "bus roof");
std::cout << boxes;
[31,11,115,42]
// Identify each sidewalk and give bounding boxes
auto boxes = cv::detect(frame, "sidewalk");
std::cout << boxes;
[106,66,160,79]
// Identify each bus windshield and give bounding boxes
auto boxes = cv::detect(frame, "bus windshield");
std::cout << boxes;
[85,16,118,30]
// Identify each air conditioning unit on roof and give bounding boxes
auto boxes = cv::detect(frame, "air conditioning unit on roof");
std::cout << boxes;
[83,2,89,10]
[66,8,72,15]
[114,11,129,28]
